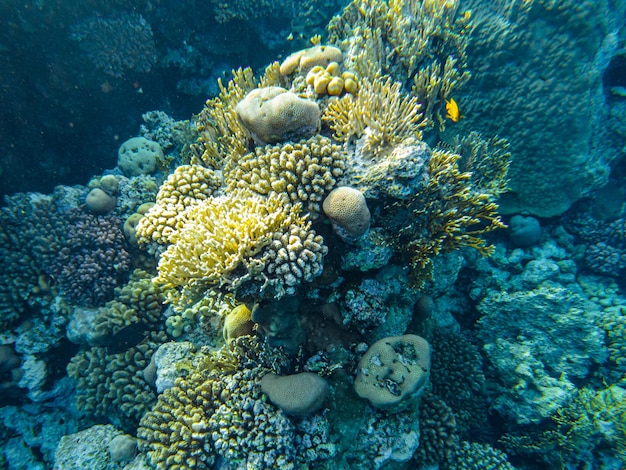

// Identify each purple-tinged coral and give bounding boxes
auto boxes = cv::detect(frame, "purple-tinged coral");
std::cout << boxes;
[49,209,131,307]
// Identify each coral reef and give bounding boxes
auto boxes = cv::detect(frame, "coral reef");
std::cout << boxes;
[136,164,222,246]
[429,329,489,436]
[381,147,507,287]
[260,372,329,416]
[477,286,608,424]
[327,0,471,127]
[323,76,425,159]
[236,87,321,144]
[49,208,131,307]
[323,186,371,242]
[67,331,165,430]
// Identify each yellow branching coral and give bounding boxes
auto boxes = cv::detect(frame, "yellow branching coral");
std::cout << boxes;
[327,0,471,129]
[451,131,511,198]
[225,135,345,217]
[136,164,222,246]
[412,55,471,130]
[152,190,322,307]
[323,77,425,159]
[328,0,470,79]
[383,148,506,287]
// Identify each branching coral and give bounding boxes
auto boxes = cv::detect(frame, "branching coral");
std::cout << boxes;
[327,0,471,128]
[67,331,166,431]
[450,131,511,198]
[91,268,167,338]
[225,135,345,216]
[323,76,425,159]
[136,164,222,246]
[382,147,506,287]
[50,209,131,307]
[152,190,326,307]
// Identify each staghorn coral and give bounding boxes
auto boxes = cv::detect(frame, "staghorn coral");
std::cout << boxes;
[382,147,506,287]
[136,164,222,246]
[69,13,157,78]
[323,76,425,159]
[225,135,345,217]
[67,331,165,431]
[152,190,326,307]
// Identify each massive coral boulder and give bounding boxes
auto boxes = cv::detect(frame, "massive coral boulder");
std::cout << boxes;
[452,0,626,217]
[235,87,321,144]
[354,334,431,412]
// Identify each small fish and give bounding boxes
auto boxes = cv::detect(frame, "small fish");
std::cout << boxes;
[445,97,463,123]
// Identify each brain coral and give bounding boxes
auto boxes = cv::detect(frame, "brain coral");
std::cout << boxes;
[226,135,345,217]
[136,164,222,246]
[152,189,326,307]
[235,87,321,144]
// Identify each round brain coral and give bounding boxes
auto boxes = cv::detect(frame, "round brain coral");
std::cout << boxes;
[322,186,371,242]
[235,87,320,144]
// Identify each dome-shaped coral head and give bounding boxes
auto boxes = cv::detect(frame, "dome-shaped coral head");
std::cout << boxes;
[323,186,370,243]
[235,87,320,144]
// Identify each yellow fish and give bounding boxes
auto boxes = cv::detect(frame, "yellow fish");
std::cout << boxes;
[445,98,463,123]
